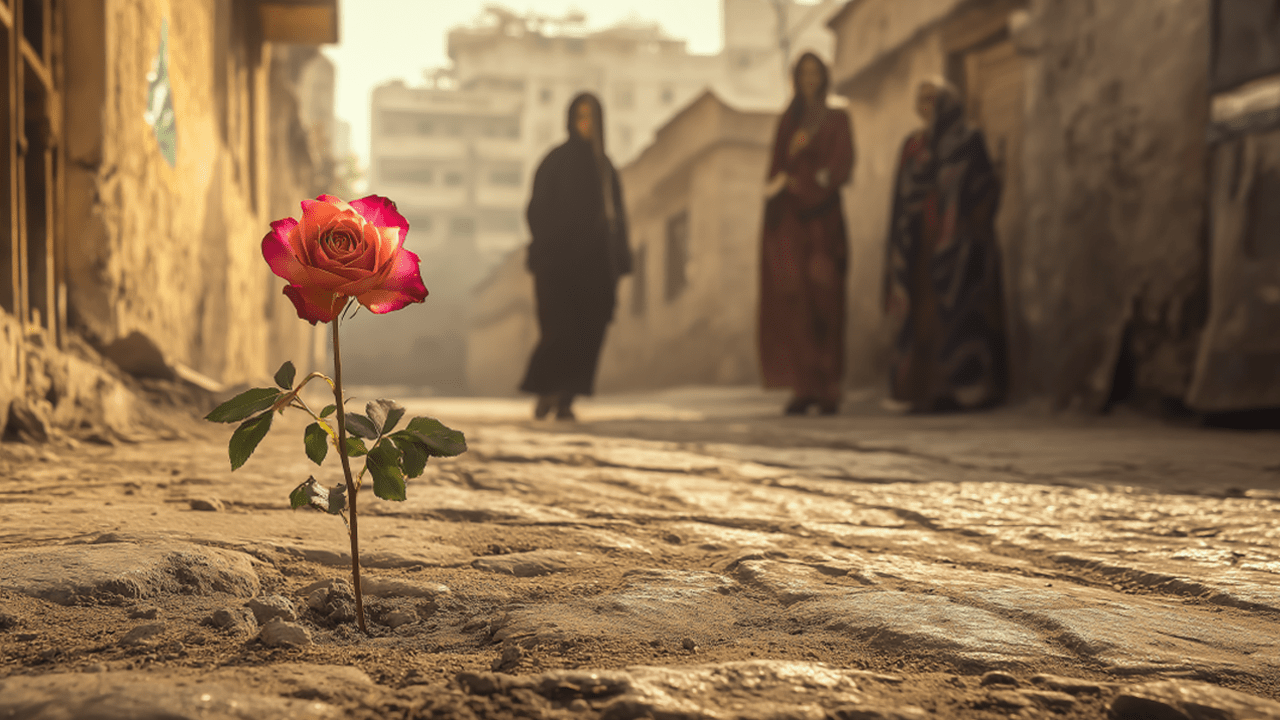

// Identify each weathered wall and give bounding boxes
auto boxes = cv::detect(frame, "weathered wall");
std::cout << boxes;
[834,33,947,388]
[1017,0,1210,409]
[63,0,320,389]
[598,141,770,392]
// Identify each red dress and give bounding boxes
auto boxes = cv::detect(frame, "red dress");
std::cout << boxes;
[758,107,855,404]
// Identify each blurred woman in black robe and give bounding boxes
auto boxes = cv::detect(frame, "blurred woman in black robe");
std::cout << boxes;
[883,79,1008,412]
[520,93,632,420]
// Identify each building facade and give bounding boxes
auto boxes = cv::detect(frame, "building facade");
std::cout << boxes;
[828,0,1280,413]
[1,0,339,439]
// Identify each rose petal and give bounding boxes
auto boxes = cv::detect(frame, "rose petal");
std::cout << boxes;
[262,218,303,282]
[355,248,427,313]
[349,194,409,251]
[282,285,348,325]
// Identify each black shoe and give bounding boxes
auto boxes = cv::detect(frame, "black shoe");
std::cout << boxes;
[784,397,815,416]
[534,395,554,420]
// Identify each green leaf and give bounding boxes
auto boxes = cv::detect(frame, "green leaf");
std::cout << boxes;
[303,423,328,466]
[345,436,368,458]
[273,361,296,390]
[366,399,406,435]
[400,416,468,457]
[205,387,283,424]
[289,480,311,510]
[344,412,379,440]
[392,435,429,478]
[320,404,336,418]
[228,412,273,470]
[366,440,406,501]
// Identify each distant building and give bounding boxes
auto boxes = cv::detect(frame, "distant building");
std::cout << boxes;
[380,0,841,393]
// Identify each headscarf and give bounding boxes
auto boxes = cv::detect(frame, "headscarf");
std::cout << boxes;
[566,92,617,233]
[784,52,831,157]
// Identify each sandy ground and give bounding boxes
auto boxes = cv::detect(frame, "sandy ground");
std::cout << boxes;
[2,387,1279,719]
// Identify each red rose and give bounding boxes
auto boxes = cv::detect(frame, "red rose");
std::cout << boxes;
[262,194,428,324]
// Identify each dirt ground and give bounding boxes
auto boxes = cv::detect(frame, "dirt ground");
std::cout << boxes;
[2,389,1280,719]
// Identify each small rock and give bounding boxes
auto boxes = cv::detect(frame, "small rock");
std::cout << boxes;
[247,594,297,624]
[1031,674,1105,695]
[0,611,19,630]
[83,663,108,673]
[569,698,591,712]
[681,637,698,652]
[986,690,1031,709]
[119,623,166,647]
[492,644,524,671]
[188,498,224,512]
[361,577,450,599]
[1019,689,1077,710]
[980,671,1019,687]
[209,607,257,635]
[127,606,159,620]
[383,610,415,629]
[258,617,311,648]
[1111,680,1280,720]
[15,633,38,642]
[307,588,328,612]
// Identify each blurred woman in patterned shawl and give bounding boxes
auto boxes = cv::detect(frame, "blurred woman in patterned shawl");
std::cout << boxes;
[883,78,1008,412]
[758,52,855,416]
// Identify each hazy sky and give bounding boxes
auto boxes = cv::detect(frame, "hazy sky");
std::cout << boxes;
[321,1,724,169]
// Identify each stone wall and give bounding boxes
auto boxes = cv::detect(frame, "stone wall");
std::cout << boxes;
[1016,0,1211,409]
[63,0,321,390]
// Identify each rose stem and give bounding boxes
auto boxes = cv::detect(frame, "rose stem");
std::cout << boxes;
[331,313,368,635]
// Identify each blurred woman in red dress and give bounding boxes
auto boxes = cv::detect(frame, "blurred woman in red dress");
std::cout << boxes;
[758,52,855,415]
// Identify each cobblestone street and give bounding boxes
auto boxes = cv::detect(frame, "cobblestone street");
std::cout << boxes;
[2,387,1279,719]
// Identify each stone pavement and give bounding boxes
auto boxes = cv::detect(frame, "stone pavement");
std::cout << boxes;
[1,386,1279,719]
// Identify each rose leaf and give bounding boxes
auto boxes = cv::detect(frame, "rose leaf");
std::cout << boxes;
[366,399,406,435]
[229,412,273,471]
[401,417,468,457]
[205,387,283,424]
[344,413,379,440]
[303,422,328,466]
[345,436,369,458]
[273,361,297,390]
[392,434,429,478]
[366,440,407,502]
[320,404,336,418]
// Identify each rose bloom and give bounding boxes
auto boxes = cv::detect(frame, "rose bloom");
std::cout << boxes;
[263,194,428,324]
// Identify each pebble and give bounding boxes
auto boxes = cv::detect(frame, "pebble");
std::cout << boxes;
[681,637,698,652]
[0,612,19,630]
[127,606,159,620]
[209,607,257,635]
[980,671,1019,687]
[383,610,415,629]
[188,498,224,512]
[1030,673,1105,695]
[258,618,312,648]
[118,623,166,647]
[248,594,298,624]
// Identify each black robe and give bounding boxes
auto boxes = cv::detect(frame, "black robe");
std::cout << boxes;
[519,133,631,396]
